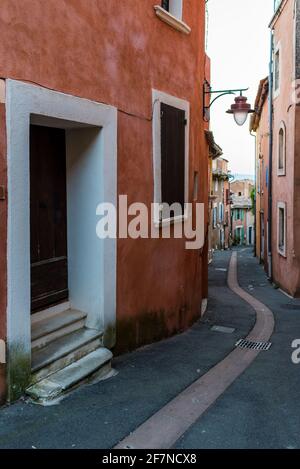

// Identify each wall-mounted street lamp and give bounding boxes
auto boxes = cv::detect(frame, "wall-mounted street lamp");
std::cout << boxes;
[203,81,255,126]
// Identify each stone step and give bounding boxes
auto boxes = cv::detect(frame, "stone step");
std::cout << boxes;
[31,309,87,351]
[31,328,103,384]
[26,347,113,404]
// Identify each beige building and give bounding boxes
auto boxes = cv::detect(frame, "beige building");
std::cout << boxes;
[231,180,255,246]
[209,157,231,254]
[250,77,269,269]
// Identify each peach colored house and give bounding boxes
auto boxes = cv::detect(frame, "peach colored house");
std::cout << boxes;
[269,0,300,296]
[0,1,209,403]
[251,0,300,296]
[210,157,231,252]
[250,77,269,270]
[230,180,254,246]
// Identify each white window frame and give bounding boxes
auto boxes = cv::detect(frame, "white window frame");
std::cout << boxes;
[219,202,224,222]
[168,0,183,19]
[277,122,286,176]
[5,79,117,399]
[213,205,217,229]
[152,89,190,227]
[273,41,281,98]
[154,1,191,35]
[277,201,287,257]
[214,178,218,192]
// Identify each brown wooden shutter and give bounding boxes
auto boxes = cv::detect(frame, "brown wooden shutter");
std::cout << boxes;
[160,102,186,214]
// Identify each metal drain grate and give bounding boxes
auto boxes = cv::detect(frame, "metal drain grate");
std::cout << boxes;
[235,339,272,351]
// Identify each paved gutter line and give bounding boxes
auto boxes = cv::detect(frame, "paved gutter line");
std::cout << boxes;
[115,252,275,449]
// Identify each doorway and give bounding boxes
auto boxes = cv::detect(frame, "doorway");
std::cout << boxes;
[260,213,265,261]
[6,79,117,400]
[30,125,69,313]
[248,226,253,245]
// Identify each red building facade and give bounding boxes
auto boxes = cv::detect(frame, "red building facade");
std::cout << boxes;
[0,1,209,403]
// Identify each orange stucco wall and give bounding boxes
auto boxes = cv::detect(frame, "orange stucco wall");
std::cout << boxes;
[0,0,208,398]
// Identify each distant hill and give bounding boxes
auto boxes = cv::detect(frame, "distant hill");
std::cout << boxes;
[231,173,255,182]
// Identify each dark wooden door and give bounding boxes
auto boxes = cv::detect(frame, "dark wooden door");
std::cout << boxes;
[30,125,68,313]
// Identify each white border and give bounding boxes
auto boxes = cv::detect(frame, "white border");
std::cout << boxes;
[153,4,191,35]
[6,79,117,397]
[273,41,281,99]
[277,201,287,257]
[152,89,190,227]
[277,121,286,176]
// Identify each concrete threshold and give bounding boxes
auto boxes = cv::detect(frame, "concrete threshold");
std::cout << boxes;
[115,252,275,449]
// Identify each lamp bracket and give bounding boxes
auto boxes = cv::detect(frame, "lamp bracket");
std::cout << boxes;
[203,81,249,120]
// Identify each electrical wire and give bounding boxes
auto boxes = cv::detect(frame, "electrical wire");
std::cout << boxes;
[0,75,160,122]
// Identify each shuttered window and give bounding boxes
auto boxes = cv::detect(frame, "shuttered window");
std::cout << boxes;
[160,102,186,216]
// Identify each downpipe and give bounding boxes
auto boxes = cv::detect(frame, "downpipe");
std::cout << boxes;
[267,4,275,282]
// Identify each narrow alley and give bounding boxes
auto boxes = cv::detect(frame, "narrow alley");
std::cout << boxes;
[0,248,299,450]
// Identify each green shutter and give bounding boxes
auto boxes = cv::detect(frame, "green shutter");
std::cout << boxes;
[241,210,244,221]
[241,227,245,244]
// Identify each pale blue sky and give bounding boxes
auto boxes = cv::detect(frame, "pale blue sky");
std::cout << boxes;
[207,0,274,175]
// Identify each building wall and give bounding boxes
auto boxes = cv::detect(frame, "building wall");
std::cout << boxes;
[230,180,254,247]
[292,0,300,295]
[231,179,253,198]
[210,157,230,251]
[255,94,269,269]
[231,208,249,244]
[272,0,299,296]
[0,0,208,401]
[0,100,7,403]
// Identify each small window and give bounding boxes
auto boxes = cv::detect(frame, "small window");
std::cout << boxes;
[277,202,286,257]
[219,203,224,222]
[274,46,280,94]
[278,123,286,175]
[214,178,218,192]
[161,0,183,19]
[152,89,189,225]
[193,171,198,201]
[238,191,242,196]
[155,0,190,35]
[213,206,217,228]
[160,102,185,217]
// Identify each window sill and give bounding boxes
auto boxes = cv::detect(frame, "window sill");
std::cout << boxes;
[154,213,188,229]
[278,247,287,258]
[154,6,191,35]
[277,170,286,176]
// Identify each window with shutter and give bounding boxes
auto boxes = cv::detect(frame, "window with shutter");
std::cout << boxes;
[160,102,186,216]
[152,89,189,226]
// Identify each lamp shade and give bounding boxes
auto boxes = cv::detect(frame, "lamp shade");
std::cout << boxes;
[226,95,255,126]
